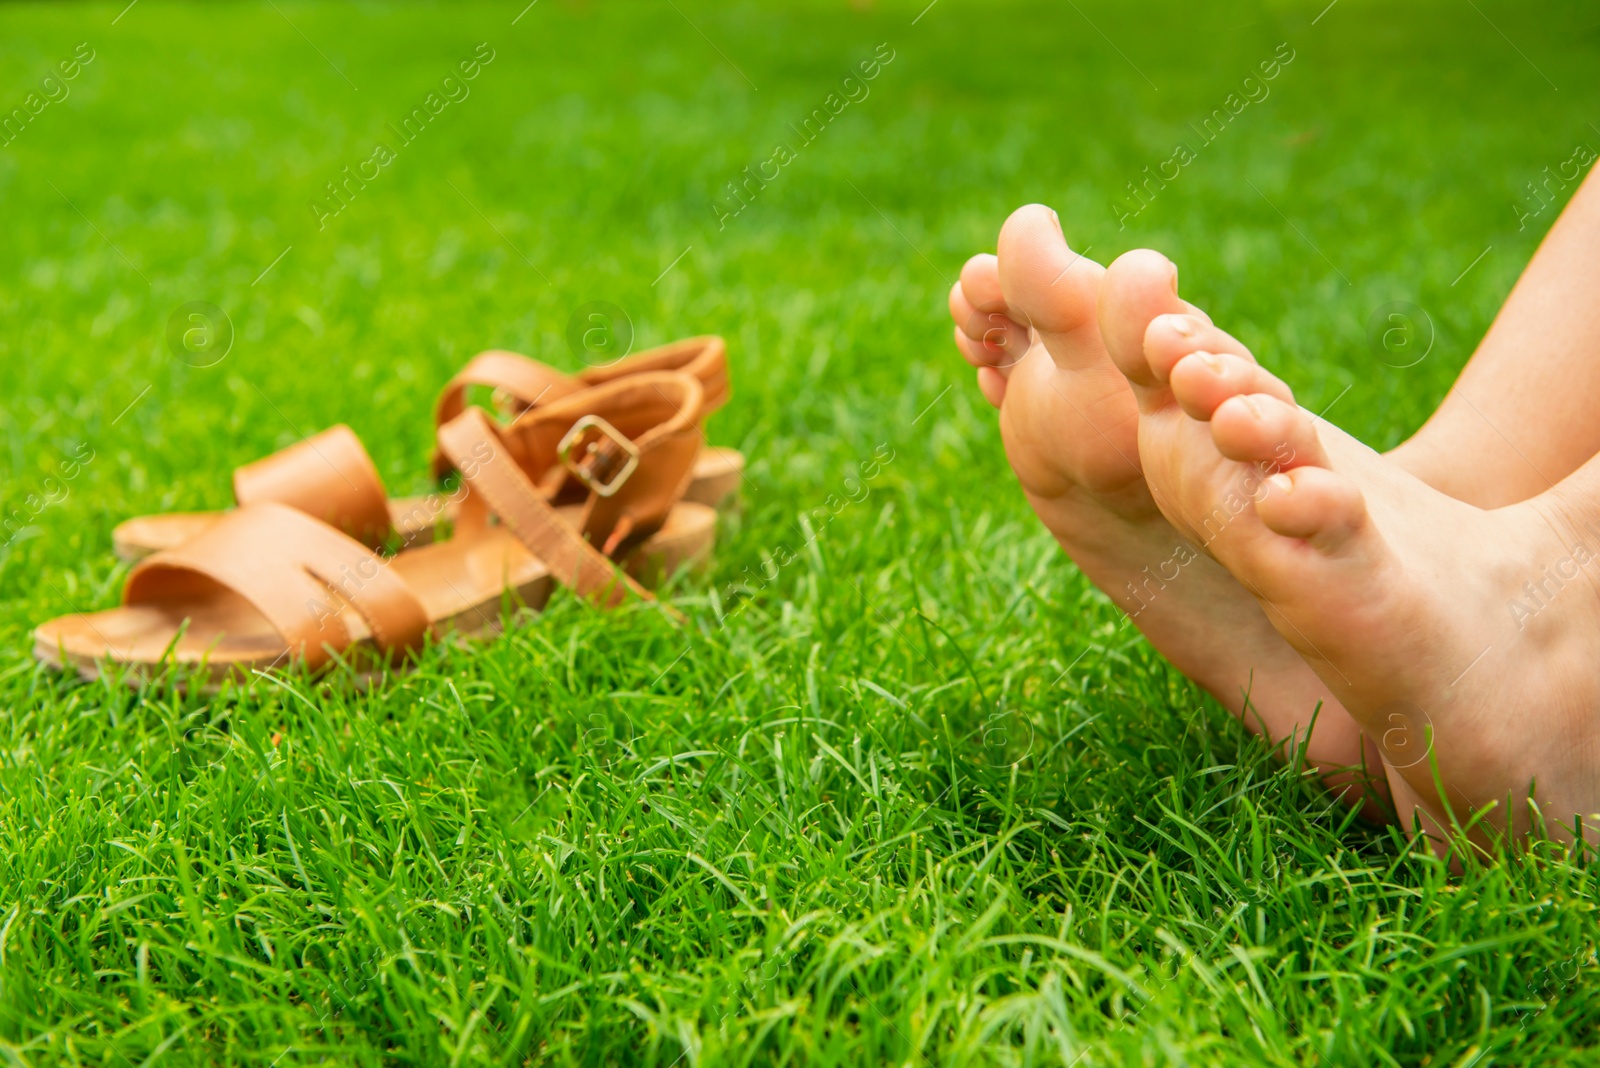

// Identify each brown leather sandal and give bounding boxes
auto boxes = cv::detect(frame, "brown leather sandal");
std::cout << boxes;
[431,334,742,504]
[37,373,714,687]
[111,424,445,563]
[111,335,742,562]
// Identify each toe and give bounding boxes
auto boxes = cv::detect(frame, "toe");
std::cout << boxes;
[1143,314,1252,383]
[958,253,1007,314]
[951,274,1029,369]
[1098,249,1182,388]
[1097,251,1216,403]
[953,325,990,369]
[1211,393,1329,470]
[1169,350,1295,420]
[994,204,1108,371]
[976,366,1007,408]
[1256,467,1369,551]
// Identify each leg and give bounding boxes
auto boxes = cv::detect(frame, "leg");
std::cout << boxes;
[1391,166,1600,506]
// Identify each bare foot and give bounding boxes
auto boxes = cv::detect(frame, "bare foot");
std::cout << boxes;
[951,206,1374,789]
[1101,247,1600,845]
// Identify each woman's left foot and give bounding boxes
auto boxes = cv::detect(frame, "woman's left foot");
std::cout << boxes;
[1100,248,1600,844]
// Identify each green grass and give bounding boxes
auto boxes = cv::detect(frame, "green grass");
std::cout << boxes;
[2,0,1599,1063]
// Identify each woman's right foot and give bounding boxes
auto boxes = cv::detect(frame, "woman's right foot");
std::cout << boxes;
[952,206,1377,791]
[1097,245,1600,844]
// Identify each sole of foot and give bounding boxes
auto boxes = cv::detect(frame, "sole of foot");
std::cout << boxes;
[951,205,1377,798]
[1102,246,1600,848]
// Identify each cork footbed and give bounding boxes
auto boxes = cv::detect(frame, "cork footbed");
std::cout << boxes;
[111,447,741,562]
[37,502,715,687]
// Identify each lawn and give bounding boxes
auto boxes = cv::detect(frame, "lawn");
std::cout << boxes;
[2,0,1598,1063]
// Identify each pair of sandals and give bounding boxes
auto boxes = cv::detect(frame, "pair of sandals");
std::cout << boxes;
[34,336,742,687]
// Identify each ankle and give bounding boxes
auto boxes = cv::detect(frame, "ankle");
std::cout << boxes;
[1385,436,1528,509]
[1384,437,1455,494]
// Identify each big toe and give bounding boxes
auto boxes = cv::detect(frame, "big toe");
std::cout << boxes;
[995,204,1107,371]
[1099,249,1210,397]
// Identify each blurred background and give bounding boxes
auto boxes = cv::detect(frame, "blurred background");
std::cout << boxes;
[3,0,1595,544]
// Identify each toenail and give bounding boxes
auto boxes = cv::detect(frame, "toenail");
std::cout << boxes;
[1168,315,1196,337]
[1169,264,1179,293]
[1267,473,1293,494]
[1049,209,1063,236]
[1197,351,1225,372]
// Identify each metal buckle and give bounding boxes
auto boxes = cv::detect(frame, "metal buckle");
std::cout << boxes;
[557,414,640,498]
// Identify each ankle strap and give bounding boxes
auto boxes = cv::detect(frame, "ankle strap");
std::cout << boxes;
[435,371,704,608]
[501,371,704,548]
[438,408,652,608]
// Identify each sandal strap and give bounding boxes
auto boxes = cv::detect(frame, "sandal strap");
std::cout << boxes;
[431,337,731,479]
[124,502,429,671]
[576,335,730,416]
[503,370,704,548]
[437,408,653,609]
[232,425,392,549]
[431,352,584,477]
